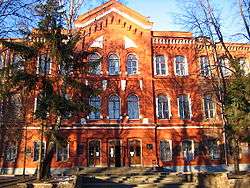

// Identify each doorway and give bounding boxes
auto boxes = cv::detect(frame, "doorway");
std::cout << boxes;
[88,140,101,167]
[108,140,122,167]
[128,139,142,166]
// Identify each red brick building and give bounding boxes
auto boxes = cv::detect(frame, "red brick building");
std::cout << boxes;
[0,0,249,174]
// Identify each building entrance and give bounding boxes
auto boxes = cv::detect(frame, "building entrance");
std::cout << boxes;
[128,139,141,166]
[88,140,101,167]
[108,140,122,167]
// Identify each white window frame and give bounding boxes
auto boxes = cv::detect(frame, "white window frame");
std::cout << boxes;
[88,52,102,75]
[108,94,121,120]
[36,54,52,75]
[177,94,192,120]
[182,139,194,161]
[126,53,139,75]
[89,96,101,120]
[200,56,211,77]
[219,57,231,77]
[156,95,171,119]
[154,55,168,76]
[34,97,37,114]
[108,54,120,76]
[174,55,188,76]
[203,95,216,119]
[56,143,69,162]
[160,139,172,162]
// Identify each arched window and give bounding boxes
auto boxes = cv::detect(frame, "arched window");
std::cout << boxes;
[203,95,215,119]
[108,54,120,75]
[89,96,101,119]
[178,94,191,120]
[108,95,120,119]
[155,55,167,75]
[157,95,170,119]
[88,53,101,75]
[127,54,138,75]
[174,55,188,76]
[127,94,139,119]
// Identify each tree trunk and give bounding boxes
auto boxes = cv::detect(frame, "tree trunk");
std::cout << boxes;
[233,139,240,174]
[37,120,45,180]
[41,143,55,179]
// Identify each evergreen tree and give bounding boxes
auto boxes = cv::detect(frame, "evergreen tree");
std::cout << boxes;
[1,0,99,179]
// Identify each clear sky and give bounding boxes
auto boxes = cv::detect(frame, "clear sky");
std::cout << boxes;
[80,0,244,41]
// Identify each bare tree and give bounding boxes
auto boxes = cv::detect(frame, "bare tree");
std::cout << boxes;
[239,0,250,40]
[177,0,250,173]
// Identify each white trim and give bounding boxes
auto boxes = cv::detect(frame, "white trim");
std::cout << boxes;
[23,125,223,130]
[90,35,104,49]
[124,36,137,49]
[182,139,194,160]
[75,7,152,30]
[34,97,37,114]
[188,94,193,118]
[168,97,172,117]
[36,56,39,74]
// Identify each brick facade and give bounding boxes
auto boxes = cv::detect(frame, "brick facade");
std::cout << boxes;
[0,0,249,174]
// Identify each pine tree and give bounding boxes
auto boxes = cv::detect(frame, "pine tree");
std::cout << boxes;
[1,0,100,179]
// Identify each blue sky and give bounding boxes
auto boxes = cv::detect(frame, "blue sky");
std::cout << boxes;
[80,0,244,41]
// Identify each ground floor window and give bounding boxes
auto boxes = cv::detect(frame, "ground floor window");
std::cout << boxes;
[33,141,46,161]
[56,144,69,161]
[182,140,194,161]
[5,145,17,161]
[160,140,172,161]
[207,140,220,160]
[77,143,84,155]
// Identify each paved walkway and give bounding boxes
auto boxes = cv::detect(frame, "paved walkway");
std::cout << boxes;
[0,175,35,188]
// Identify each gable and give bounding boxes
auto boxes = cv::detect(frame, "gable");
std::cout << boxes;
[75,0,153,30]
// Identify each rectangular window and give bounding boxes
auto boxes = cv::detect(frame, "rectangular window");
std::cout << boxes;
[207,140,220,160]
[77,143,84,155]
[12,54,24,70]
[175,56,188,76]
[33,141,46,161]
[203,95,215,119]
[157,95,170,119]
[160,140,172,161]
[37,54,51,75]
[200,56,211,77]
[219,58,230,76]
[178,95,191,120]
[57,144,69,161]
[182,140,194,161]
[89,96,101,120]
[5,145,17,161]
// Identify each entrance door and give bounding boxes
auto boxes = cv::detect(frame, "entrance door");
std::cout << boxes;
[128,140,141,166]
[88,140,100,167]
[109,140,121,167]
